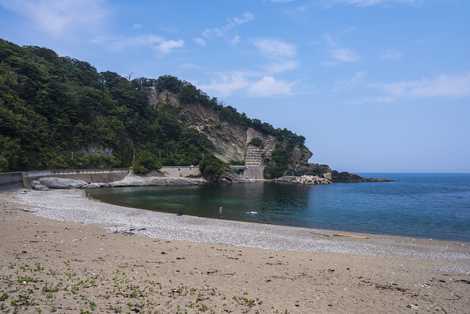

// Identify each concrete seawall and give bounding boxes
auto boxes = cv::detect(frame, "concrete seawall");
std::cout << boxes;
[0,172,25,190]
[1,167,203,190]
[23,169,129,187]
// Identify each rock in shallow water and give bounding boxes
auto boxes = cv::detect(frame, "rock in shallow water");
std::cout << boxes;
[275,175,331,185]
[31,180,49,191]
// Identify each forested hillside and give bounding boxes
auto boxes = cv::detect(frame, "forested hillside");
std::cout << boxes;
[0,39,308,176]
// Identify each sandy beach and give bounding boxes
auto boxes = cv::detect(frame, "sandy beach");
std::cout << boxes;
[1,189,470,313]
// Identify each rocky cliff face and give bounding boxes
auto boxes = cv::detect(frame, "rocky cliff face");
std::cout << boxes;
[147,89,311,170]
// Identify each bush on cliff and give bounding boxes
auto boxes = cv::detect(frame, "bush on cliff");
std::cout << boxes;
[264,144,292,179]
[199,156,227,182]
[248,137,264,148]
[132,151,162,175]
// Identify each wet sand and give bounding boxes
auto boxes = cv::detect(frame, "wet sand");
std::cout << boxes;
[1,189,469,313]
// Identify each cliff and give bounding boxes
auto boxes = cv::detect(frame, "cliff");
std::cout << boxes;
[137,76,312,179]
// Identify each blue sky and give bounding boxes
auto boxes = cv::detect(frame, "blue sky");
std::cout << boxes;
[1,0,469,172]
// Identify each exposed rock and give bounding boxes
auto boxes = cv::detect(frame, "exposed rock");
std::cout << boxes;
[275,175,331,185]
[110,173,206,187]
[31,180,49,191]
[148,89,311,169]
[331,171,365,183]
[86,182,111,189]
[38,177,88,189]
[331,171,394,183]
[363,177,394,183]
[294,164,393,183]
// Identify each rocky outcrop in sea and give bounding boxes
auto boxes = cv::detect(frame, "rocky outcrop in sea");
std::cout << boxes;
[275,175,331,185]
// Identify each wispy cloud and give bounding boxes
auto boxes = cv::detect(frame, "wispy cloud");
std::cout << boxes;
[92,34,184,55]
[254,39,298,74]
[380,72,470,98]
[0,0,108,37]
[330,0,419,7]
[193,37,207,47]
[323,33,360,64]
[286,0,419,15]
[330,48,360,63]
[199,72,250,96]
[199,71,294,97]
[248,76,294,96]
[200,12,254,42]
[335,71,470,104]
[230,35,241,45]
[264,60,298,74]
[254,39,297,59]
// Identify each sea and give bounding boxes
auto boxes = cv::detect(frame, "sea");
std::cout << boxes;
[88,173,470,242]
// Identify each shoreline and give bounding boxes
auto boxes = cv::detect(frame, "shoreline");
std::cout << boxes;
[5,189,470,264]
[1,188,470,313]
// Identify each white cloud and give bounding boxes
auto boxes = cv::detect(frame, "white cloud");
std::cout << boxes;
[248,76,294,97]
[381,73,470,98]
[254,39,297,59]
[156,39,184,54]
[380,49,403,61]
[330,48,359,63]
[199,72,294,97]
[199,72,250,96]
[0,0,107,37]
[202,12,254,40]
[93,34,184,55]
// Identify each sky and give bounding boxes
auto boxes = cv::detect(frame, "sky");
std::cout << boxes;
[0,0,469,172]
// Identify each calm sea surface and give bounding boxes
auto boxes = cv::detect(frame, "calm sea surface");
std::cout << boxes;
[88,173,470,241]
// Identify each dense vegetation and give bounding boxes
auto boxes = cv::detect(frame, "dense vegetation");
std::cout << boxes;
[248,137,264,148]
[264,143,294,179]
[0,39,208,172]
[0,39,307,179]
[199,155,228,182]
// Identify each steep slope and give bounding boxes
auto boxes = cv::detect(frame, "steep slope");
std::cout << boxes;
[141,80,312,178]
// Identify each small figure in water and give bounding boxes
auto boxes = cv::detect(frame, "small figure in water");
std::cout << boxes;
[218,206,223,216]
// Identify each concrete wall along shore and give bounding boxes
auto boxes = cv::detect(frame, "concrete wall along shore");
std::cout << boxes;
[0,167,202,190]
[0,172,25,190]
[23,169,130,187]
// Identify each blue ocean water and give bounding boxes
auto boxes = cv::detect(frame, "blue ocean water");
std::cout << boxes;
[88,173,470,242]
